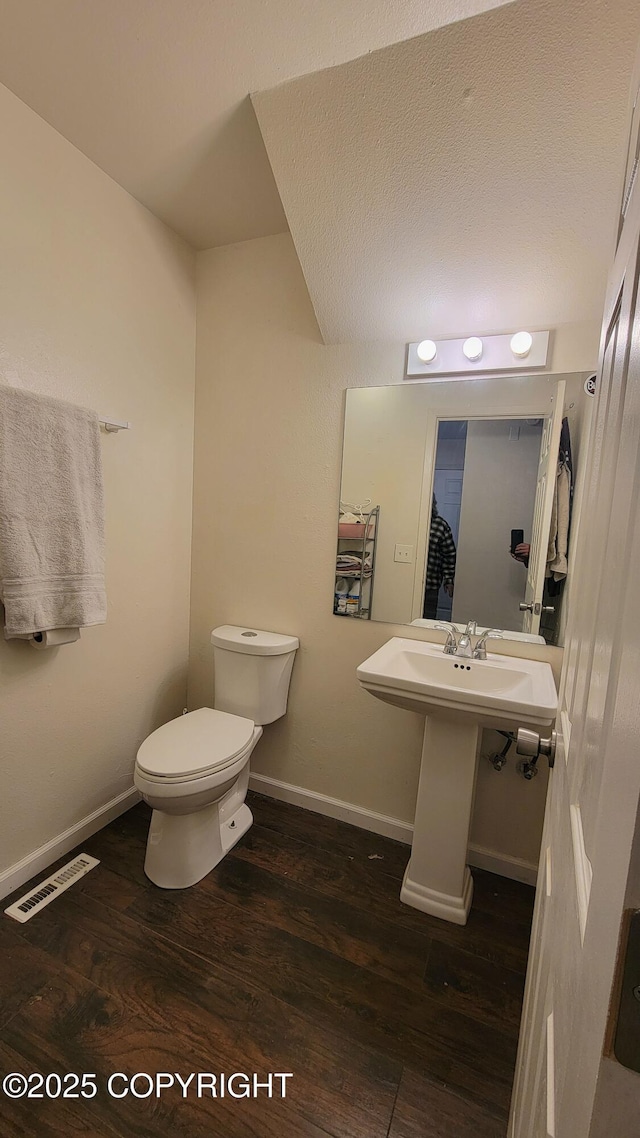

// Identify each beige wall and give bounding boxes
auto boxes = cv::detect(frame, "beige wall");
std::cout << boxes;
[189,234,423,822]
[0,84,196,887]
[189,231,598,871]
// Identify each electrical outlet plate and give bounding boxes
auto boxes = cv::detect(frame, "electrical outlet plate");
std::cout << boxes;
[394,544,413,563]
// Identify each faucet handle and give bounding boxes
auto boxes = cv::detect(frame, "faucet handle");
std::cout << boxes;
[434,622,460,654]
[473,629,503,659]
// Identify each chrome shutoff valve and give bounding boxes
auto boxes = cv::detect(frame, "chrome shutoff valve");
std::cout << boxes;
[516,728,557,779]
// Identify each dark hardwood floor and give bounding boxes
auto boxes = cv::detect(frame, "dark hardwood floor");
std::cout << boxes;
[0,793,534,1137]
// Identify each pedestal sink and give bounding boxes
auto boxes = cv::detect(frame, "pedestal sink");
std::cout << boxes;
[357,638,557,925]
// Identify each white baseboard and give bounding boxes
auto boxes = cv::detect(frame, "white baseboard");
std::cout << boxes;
[249,772,414,844]
[0,787,140,901]
[466,843,538,887]
[249,772,538,886]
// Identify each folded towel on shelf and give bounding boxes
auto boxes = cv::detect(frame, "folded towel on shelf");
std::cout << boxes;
[336,551,372,577]
[0,385,107,638]
[337,555,365,568]
[336,551,370,564]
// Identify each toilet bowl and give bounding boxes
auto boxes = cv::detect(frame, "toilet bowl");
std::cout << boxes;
[134,708,262,888]
[134,625,298,889]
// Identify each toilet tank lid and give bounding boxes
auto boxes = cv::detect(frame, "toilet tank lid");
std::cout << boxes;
[211,625,299,656]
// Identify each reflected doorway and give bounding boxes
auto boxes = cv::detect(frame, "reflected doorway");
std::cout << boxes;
[431,421,467,621]
[424,417,544,631]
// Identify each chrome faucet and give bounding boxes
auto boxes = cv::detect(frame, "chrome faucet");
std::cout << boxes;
[455,620,477,659]
[434,619,478,658]
[473,629,503,659]
[434,619,502,660]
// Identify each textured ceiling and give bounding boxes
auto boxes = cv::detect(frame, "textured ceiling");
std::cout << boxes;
[0,0,512,249]
[253,0,640,343]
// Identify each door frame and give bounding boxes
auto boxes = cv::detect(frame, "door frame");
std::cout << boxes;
[410,378,570,622]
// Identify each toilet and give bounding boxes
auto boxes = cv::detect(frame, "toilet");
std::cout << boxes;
[134,624,299,888]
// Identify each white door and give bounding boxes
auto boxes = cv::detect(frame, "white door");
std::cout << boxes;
[510,52,640,1138]
[521,390,565,636]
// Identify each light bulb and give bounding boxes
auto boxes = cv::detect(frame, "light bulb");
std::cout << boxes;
[416,339,437,363]
[511,331,533,358]
[463,336,483,362]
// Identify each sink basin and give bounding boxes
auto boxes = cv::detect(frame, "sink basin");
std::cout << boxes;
[357,636,557,726]
[357,636,557,925]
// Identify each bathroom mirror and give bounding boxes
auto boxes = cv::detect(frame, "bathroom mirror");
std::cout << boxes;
[334,374,590,645]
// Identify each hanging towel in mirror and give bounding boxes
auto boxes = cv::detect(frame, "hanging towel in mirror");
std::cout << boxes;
[546,417,572,585]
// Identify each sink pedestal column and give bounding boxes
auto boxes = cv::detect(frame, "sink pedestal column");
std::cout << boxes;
[400,714,480,925]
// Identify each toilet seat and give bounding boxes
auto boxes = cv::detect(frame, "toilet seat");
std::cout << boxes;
[136,707,255,781]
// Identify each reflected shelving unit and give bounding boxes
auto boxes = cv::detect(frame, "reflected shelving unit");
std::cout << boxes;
[334,505,379,619]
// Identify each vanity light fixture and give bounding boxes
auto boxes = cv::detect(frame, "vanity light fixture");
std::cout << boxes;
[416,339,438,363]
[462,336,483,362]
[405,330,550,379]
[510,331,533,358]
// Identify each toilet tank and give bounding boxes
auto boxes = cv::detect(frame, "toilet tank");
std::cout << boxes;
[211,625,299,725]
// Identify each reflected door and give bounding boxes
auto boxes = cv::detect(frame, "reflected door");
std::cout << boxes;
[521,382,565,635]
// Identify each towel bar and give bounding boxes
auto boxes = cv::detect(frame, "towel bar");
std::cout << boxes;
[99,417,130,432]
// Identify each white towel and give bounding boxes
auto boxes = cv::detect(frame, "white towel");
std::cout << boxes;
[546,463,571,582]
[0,385,107,638]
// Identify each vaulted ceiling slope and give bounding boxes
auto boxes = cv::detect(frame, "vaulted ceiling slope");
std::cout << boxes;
[253,0,640,343]
[0,0,512,249]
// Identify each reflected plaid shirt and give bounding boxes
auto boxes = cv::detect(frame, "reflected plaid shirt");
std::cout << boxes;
[426,515,456,590]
